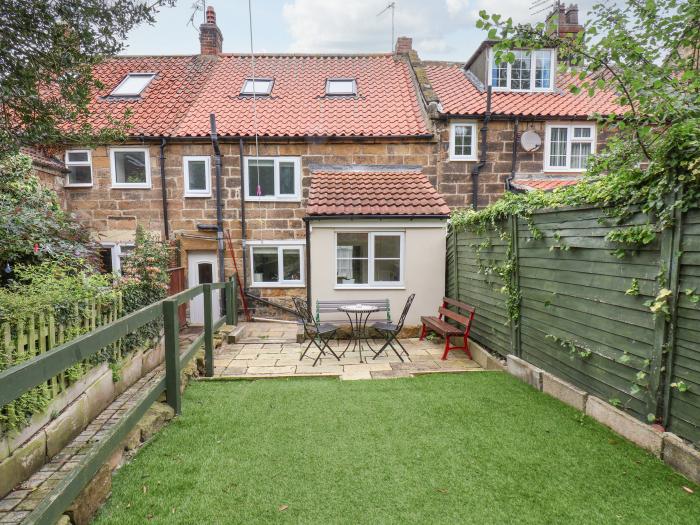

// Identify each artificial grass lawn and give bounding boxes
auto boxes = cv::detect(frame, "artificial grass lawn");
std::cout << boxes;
[94,373,698,524]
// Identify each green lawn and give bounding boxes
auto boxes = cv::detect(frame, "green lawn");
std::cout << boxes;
[94,374,698,524]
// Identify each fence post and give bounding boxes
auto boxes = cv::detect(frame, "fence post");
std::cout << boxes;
[163,299,181,415]
[452,225,459,301]
[204,284,214,377]
[225,275,237,326]
[509,214,522,357]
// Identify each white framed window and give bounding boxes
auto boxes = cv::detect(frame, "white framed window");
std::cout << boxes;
[65,149,93,187]
[241,78,273,96]
[183,155,211,197]
[488,49,555,92]
[109,147,151,188]
[335,232,404,289]
[544,123,597,172]
[449,122,478,161]
[326,78,356,96]
[244,156,301,201]
[249,241,304,287]
[99,243,134,274]
[110,73,155,97]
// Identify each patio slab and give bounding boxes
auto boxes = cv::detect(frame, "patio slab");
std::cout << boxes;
[201,324,485,381]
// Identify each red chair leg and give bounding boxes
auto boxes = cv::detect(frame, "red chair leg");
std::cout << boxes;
[441,337,450,360]
[419,323,427,341]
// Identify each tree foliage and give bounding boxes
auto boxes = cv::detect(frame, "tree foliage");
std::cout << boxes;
[0,0,175,158]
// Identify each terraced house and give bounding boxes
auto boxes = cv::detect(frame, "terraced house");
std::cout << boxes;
[44,4,619,324]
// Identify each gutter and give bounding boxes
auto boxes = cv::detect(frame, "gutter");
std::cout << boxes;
[505,118,519,192]
[239,139,248,290]
[471,86,492,210]
[209,114,226,294]
[303,214,449,221]
[122,133,435,143]
[159,138,170,240]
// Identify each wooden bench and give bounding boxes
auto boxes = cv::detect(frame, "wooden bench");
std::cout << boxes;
[420,297,475,360]
[315,299,391,324]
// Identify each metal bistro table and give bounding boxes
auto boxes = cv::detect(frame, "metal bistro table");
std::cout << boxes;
[338,303,380,363]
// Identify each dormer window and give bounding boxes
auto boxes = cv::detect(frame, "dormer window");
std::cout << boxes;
[110,73,155,97]
[326,79,356,96]
[241,78,273,96]
[488,49,554,92]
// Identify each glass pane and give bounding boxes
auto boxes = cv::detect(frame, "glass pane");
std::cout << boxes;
[374,235,400,258]
[253,248,278,283]
[282,249,301,281]
[114,151,147,184]
[491,56,508,88]
[374,259,400,282]
[99,248,113,274]
[279,161,296,195]
[337,259,368,285]
[511,50,531,90]
[570,142,592,169]
[327,80,355,95]
[248,159,275,197]
[574,127,592,138]
[111,74,154,96]
[337,233,368,258]
[535,51,551,89]
[242,79,272,95]
[187,160,207,191]
[67,151,88,163]
[68,165,92,185]
[453,125,473,156]
[198,263,213,284]
[549,128,568,167]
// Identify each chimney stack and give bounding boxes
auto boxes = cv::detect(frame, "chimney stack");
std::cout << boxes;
[546,3,583,39]
[395,36,413,55]
[200,6,223,56]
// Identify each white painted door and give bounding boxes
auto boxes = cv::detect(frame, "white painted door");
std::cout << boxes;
[188,251,221,326]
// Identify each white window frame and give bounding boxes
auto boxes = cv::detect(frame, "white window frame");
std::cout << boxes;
[249,241,305,288]
[326,78,357,96]
[449,121,478,161]
[334,231,405,290]
[183,155,211,197]
[243,156,301,201]
[110,73,155,97]
[99,243,134,274]
[64,149,93,187]
[240,78,274,96]
[544,123,597,173]
[109,147,152,189]
[487,48,556,93]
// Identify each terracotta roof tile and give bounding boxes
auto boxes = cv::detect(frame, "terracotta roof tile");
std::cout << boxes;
[307,166,450,217]
[82,54,430,138]
[425,63,623,118]
[511,177,579,191]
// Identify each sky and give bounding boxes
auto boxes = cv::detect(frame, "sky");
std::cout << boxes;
[124,0,595,61]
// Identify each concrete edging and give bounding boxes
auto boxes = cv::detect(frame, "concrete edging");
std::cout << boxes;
[504,353,700,483]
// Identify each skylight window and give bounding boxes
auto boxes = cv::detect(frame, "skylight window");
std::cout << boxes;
[326,79,356,96]
[241,79,273,96]
[110,73,156,97]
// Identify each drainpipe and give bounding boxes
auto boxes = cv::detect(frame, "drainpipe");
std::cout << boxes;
[506,118,519,191]
[238,138,248,289]
[305,218,312,311]
[209,114,225,293]
[159,138,170,240]
[470,86,492,210]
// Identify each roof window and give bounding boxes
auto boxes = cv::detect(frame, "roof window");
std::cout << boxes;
[241,78,273,96]
[326,79,356,96]
[110,73,156,97]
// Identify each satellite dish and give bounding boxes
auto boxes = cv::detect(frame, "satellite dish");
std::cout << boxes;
[520,130,542,152]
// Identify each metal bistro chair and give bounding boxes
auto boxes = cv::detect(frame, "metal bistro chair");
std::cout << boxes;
[371,294,415,362]
[292,297,341,366]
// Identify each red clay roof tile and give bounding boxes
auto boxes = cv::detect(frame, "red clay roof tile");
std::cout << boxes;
[425,63,623,118]
[307,166,450,217]
[511,177,580,191]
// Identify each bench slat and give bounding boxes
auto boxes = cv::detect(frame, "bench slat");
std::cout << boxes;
[439,306,470,327]
[420,316,463,335]
[443,296,475,314]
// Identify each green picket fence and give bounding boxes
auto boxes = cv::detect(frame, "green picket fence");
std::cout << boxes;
[447,206,700,445]
[0,277,238,524]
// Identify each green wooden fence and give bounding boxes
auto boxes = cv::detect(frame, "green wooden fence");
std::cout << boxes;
[0,276,238,525]
[447,206,700,445]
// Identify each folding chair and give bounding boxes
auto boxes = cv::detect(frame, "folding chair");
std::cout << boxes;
[292,297,341,366]
[371,294,415,362]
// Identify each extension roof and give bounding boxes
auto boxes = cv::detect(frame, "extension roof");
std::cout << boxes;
[83,54,431,138]
[424,62,624,119]
[510,176,580,191]
[306,165,450,217]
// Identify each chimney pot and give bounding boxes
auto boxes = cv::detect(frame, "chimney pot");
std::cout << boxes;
[200,6,223,55]
[395,36,413,55]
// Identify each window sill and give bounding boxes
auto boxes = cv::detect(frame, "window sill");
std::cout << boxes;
[111,184,152,189]
[448,156,477,162]
[65,183,93,188]
[184,193,212,198]
[245,197,301,203]
[334,285,405,290]
[250,283,305,288]
[543,169,586,174]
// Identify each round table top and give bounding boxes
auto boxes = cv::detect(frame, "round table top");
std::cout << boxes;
[338,304,381,314]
